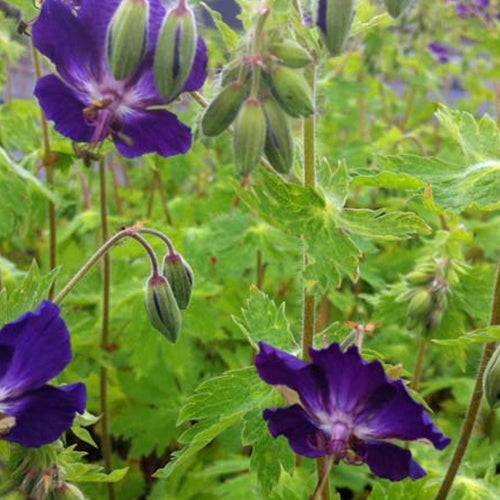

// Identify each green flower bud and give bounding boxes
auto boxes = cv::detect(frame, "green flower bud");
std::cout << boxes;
[233,97,267,176]
[201,82,248,137]
[163,252,193,309]
[406,269,434,286]
[145,274,182,343]
[263,97,294,174]
[408,289,433,319]
[106,0,149,80]
[265,66,314,117]
[154,1,197,100]
[483,345,500,410]
[317,0,355,56]
[384,0,412,18]
[220,59,250,86]
[268,41,312,68]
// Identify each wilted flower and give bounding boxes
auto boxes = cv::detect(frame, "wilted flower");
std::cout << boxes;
[255,342,450,481]
[32,0,207,158]
[0,302,86,447]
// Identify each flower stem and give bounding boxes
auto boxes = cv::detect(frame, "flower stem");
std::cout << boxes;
[98,159,115,500]
[311,455,333,500]
[435,262,500,500]
[138,227,176,255]
[154,169,173,226]
[410,336,427,392]
[31,41,57,300]
[256,249,265,289]
[110,156,124,216]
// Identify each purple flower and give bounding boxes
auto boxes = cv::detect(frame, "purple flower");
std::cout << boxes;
[255,342,450,481]
[32,0,208,158]
[428,41,451,63]
[0,302,86,447]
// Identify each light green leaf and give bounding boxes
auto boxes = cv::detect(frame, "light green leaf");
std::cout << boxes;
[200,2,239,51]
[233,286,296,350]
[432,326,500,347]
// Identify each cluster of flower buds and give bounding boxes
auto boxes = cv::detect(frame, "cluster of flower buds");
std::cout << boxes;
[144,237,194,343]
[315,0,355,56]
[201,36,313,176]
[19,465,84,500]
[483,344,500,410]
[106,0,198,101]
[398,257,451,334]
[383,0,413,19]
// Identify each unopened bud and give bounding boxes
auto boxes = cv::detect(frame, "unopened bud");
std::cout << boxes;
[316,0,354,56]
[221,59,250,86]
[145,274,182,343]
[266,66,314,118]
[406,269,434,286]
[483,345,500,410]
[263,98,294,174]
[268,41,312,68]
[384,0,412,18]
[233,97,267,176]
[107,0,149,80]
[163,252,193,309]
[408,289,433,319]
[154,1,197,100]
[201,82,248,137]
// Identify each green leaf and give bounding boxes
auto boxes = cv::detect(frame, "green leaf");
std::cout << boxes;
[178,367,271,424]
[432,326,500,347]
[233,286,296,350]
[200,2,239,51]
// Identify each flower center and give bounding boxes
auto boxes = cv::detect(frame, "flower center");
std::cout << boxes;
[327,421,351,462]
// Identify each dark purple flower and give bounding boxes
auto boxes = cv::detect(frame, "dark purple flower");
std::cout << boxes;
[0,302,86,447]
[255,342,450,482]
[32,0,208,158]
[428,41,451,63]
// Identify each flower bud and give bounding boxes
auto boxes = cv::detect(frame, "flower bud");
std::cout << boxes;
[201,82,248,137]
[316,0,354,56]
[154,0,197,100]
[266,66,314,118]
[268,41,312,68]
[233,97,267,176]
[163,252,193,309]
[406,269,434,286]
[220,59,250,86]
[384,0,412,18]
[408,289,433,320]
[483,345,500,410]
[263,98,294,174]
[145,274,182,343]
[106,0,149,80]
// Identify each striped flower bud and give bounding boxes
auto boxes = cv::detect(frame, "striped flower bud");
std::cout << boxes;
[384,0,412,18]
[263,97,294,174]
[316,0,354,56]
[266,66,314,117]
[407,289,433,321]
[106,0,149,80]
[201,82,248,137]
[163,252,194,310]
[483,345,500,410]
[145,274,182,343]
[268,41,312,68]
[154,0,197,100]
[233,97,267,176]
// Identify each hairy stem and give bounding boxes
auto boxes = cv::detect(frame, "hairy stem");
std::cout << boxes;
[110,156,124,216]
[311,455,333,500]
[154,170,173,226]
[411,336,427,392]
[435,262,500,499]
[32,42,57,300]
[98,160,115,500]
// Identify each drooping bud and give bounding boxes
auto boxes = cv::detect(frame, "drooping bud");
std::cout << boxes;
[201,82,248,137]
[163,252,194,309]
[266,66,314,117]
[268,41,312,68]
[145,274,182,342]
[154,0,197,100]
[263,98,294,174]
[384,0,412,18]
[316,0,354,56]
[106,0,149,80]
[233,97,267,176]
[483,345,500,410]
[407,289,433,321]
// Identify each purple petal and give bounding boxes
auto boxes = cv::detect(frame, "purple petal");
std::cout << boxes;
[354,441,427,481]
[32,0,101,88]
[0,302,72,397]
[34,75,94,143]
[114,108,192,158]
[316,0,327,34]
[255,342,329,415]
[309,344,388,415]
[354,378,450,450]
[4,383,86,447]
[181,37,209,93]
[263,404,328,458]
